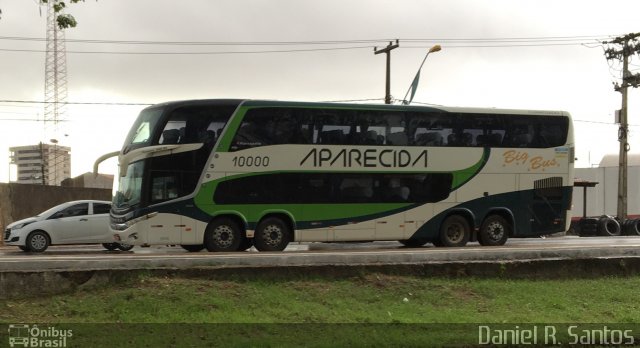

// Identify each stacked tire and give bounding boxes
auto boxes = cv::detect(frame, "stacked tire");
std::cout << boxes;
[597,216,621,236]
[578,218,599,237]
[622,219,640,236]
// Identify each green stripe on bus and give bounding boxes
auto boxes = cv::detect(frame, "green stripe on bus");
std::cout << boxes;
[193,149,489,225]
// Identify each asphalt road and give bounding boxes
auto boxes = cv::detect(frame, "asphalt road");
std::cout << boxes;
[1,236,640,272]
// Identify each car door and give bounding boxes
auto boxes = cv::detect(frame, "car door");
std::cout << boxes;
[53,203,90,243]
[85,202,112,243]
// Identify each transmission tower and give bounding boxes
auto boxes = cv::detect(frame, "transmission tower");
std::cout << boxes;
[43,0,70,185]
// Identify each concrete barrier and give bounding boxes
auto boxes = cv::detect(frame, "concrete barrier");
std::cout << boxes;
[3,257,640,300]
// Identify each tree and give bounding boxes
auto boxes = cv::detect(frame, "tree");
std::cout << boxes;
[0,1,84,29]
[40,0,84,29]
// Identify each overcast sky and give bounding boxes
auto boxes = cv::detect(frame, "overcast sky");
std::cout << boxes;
[1,0,639,183]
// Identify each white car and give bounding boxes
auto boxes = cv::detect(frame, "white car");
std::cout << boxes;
[3,200,133,252]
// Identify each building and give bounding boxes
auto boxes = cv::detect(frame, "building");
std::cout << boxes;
[573,153,640,219]
[9,143,71,186]
[61,172,114,189]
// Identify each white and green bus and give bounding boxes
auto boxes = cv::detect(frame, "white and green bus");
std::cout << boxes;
[108,99,574,252]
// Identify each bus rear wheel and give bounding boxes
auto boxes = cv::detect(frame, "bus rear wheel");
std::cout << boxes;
[254,217,290,252]
[204,218,242,252]
[438,215,470,247]
[478,215,510,246]
[181,244,205,252]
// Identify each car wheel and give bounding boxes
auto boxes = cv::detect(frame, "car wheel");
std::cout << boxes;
[102,243,119,251]
[117,243,134,251]
[438,215,470,247]
[26,230,50,252]
[204,218,242,252]
[254,217,291,252]
[478,215,510,246]
[18,246,30,252]
[181,244,205,252]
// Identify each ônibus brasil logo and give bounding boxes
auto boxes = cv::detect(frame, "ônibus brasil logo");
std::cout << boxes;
[7,324,73,348]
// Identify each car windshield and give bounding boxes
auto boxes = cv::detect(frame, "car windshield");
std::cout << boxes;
[36,204,66,218]
[113,160,145,210]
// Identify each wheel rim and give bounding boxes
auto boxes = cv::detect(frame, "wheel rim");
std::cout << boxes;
[261,224,283,247]
[445,223,464,244]
[486,221,505,241]
[30,234,47,250]
[212,225,234,248]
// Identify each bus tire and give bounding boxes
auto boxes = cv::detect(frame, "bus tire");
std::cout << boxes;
[478,215,510,246]
[623,219,640,236]
[597,216,621,236]
[399,238,429,248]
[254,217,291,252]
[204,218,242,252]
[181,244,205,252]
[438,215,470,247]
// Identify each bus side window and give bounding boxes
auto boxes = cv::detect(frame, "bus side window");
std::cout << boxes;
[415,132,444,146]
[339,177,374,203]
[231,120,265,150]
[387,131,408,145]
[160,129,180,144]
[320,129,346,144]
[447,132,472,146]
[379,177,410,202]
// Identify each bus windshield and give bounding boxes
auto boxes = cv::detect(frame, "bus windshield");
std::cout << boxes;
[113,160,144,210]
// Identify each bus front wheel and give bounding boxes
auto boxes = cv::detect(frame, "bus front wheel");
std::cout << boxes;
[254,217,291,252]
[204,218,242,252]
[478,215,510,246]
[438,215,470,247]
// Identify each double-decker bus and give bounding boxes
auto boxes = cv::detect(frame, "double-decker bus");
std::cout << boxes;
[106,99,574,252]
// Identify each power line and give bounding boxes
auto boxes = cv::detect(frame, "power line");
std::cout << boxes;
[0,34,615,45]
[0,34,619,55]
[0,99,152,106]
[0,45,376,55]
[0,36,392,46]
[0,118,67,122]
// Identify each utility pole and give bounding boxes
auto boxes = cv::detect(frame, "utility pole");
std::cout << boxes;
[374,40,399,104]
[604,32,640,223]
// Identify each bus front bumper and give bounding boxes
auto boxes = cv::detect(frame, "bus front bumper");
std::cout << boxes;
[112,229,139,245]
[111,212,157,245]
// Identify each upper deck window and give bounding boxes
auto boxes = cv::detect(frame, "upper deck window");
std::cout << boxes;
[123,108,164,153]
[229,107,569,151]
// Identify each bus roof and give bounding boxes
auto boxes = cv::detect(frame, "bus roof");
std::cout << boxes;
[146,99,570,117]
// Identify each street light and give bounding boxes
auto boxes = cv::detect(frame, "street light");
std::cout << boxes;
[401,44,442,105]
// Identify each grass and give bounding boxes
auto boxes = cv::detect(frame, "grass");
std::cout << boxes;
[2,272,640,346]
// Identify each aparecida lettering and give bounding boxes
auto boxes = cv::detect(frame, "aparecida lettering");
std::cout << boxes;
[300,148,428,168]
